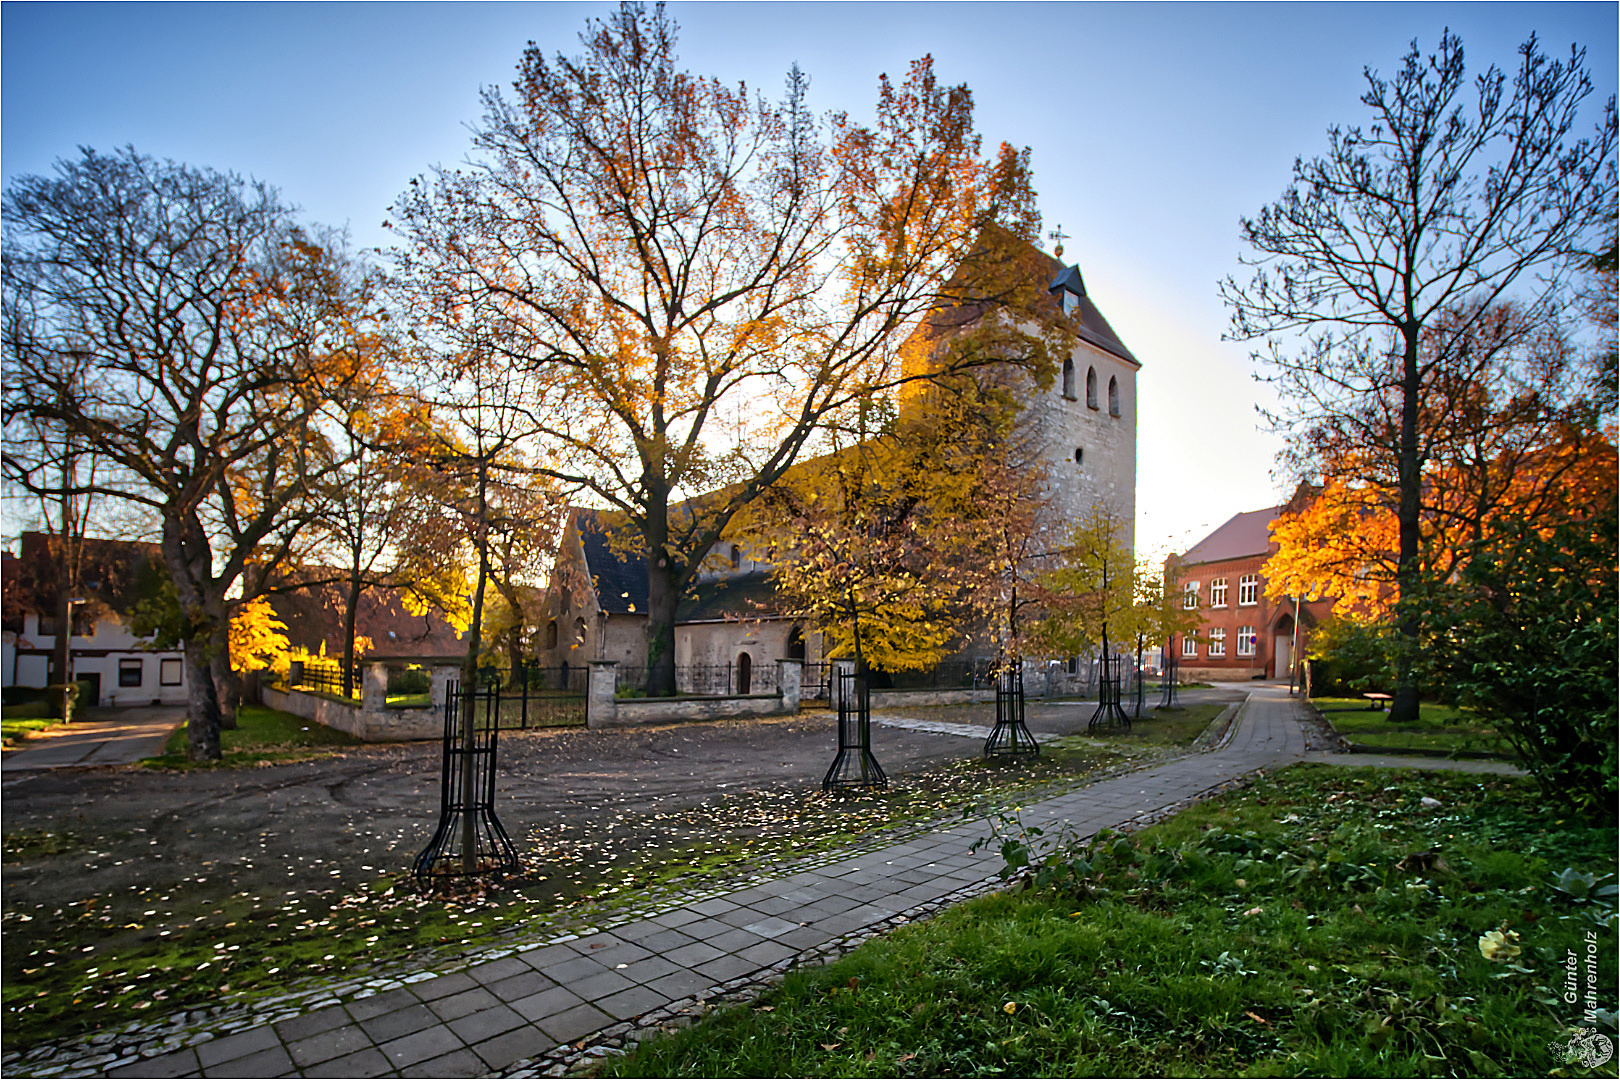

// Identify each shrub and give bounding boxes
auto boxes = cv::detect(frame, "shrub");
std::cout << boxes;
[1429,492,1618,818]
[1305,615,1396,696]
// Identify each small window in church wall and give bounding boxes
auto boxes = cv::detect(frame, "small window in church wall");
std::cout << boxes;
[1086,367,1098,409]
[1062,358,1075,399]
[1108,376,1120,416]
[730,544,741,569]
[1074,447,1083,465]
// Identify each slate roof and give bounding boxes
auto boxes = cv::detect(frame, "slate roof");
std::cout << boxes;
[1040,251,1138,367]
[1176,506,1283,566]
[575,509,650,616]
[676,572,783,622]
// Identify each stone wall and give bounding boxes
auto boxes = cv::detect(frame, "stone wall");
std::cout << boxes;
[587,659,801,727]
[263,661,457,742]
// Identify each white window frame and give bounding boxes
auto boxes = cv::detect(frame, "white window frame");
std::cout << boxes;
[1208,578,1227,608]
[1183,582,1199,610]
[1236,626,1256,657]
[1239,573,1259,606]
[1208,627,1226,657]
[1181,634,1197,658]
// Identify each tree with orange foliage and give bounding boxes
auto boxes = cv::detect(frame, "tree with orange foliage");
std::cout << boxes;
[389,4,1072,697]
[1226,32,1615,722]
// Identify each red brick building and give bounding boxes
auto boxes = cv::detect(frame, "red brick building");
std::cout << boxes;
[1165,507,1334,682]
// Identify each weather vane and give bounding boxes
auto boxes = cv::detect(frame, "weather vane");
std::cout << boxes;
[1048,225,1069,259]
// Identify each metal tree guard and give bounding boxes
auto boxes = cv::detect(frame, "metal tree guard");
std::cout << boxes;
[984,666,1040,759]
[1159,644,1179,709]
[1088,652,1132,732]
[822,670,887,791]
[413,679,519,884]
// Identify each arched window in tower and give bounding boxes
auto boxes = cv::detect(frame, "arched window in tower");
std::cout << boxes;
[573,617,588,649]
[1108,375,1120,416]
[545,619,559,650]
[1086,366,1098,409]
[1061,358,1075,400]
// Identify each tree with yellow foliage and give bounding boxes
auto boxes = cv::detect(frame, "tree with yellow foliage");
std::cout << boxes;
[390,4,1072,696]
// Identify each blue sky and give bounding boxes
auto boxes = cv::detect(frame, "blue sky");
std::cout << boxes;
[4,1,1615,558]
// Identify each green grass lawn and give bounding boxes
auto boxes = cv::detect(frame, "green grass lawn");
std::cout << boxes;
[1,715,64,746]
[145,704,360,768]
[601,764,1616,1078]
[1313,697,1508,755]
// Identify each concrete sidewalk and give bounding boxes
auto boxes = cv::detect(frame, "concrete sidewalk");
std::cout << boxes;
[1,706,183,774]
[11,685,1337,1078]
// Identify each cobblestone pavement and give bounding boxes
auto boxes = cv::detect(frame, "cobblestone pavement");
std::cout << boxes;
[0,685,1341,1078]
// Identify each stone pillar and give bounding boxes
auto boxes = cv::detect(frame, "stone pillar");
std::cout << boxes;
[362,662,388,715]
[429,665,460,717]
[586,660,619,729]
[831,659,856,709]
[777,658,802,714]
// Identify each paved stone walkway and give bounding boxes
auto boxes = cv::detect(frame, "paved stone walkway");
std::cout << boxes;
[1,707,183,776]
[14,685,1331,1078]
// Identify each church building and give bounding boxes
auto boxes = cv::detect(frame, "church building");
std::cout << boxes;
[537,240,1140,688]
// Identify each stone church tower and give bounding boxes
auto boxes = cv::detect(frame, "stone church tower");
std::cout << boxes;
[1020,252,1139,556]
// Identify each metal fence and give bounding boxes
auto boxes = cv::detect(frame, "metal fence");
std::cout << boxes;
[614,661,779,697]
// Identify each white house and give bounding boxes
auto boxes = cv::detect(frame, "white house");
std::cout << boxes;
[2,535,188,707]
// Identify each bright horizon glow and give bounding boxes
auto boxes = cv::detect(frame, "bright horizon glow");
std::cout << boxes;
[3,1,1614,558]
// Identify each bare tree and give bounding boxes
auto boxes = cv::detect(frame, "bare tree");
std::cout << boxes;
[1221,32,1616,722]
[389,4,1070,697]
[3,147,377,759]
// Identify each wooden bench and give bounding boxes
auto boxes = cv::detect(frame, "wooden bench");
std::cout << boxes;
[1362,692,1393,711]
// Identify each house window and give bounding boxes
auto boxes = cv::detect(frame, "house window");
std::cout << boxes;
[1208,578,1227,607]
[160,658,183,686]
[1181,635,1197,658]
[1239,573,1260,606]
[72,610,95,637]
[1208,628,1226,657]
[119,658,143,687]
[1108,376,1120,416]
[1062,358,1076,399]
[1062,290,1080,315]
[1183,582,1199,609]
[36,614,59,637]
[1236,626,1257,657]
[1086,366,1098,409]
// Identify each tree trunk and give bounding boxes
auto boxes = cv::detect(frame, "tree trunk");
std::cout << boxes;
[184,636,222,760]
[1392,324,1423,724]
[341,568,362,699]
[642,489,679,698]
[210,646,239,730]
